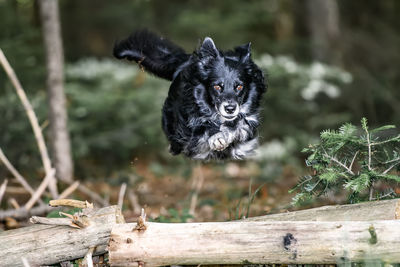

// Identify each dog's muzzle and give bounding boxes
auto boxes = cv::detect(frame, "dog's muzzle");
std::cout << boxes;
[218,101,239,121]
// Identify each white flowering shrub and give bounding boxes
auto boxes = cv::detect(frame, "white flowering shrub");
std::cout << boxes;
[256,54,352,101]
[256,54,353,151]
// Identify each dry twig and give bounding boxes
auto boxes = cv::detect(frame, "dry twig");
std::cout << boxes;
[8,197,20,209]
[117,183,127,209]
[0,148,37,197]
[65,180,109,207]
[49,199,93,209]
[0,204,59,220]
[0,179,8,204]
[31,210,91,229]
[133,208,147,231]
[127,189,141,214]
[0,49,58,198]
[58,180,80,199]
[83,247,95,267]
[21,257,31,267]
[189,163,205,216]
[24,168,56,210]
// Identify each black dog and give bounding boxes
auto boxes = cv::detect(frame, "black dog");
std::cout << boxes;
[114,30,267,160]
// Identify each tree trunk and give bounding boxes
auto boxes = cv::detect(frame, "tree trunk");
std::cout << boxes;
[306,0,342,64]
[38,0,74,182]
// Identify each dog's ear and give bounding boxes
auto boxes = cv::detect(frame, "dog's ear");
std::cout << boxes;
[199,37,219,58]
[234,42,251,62]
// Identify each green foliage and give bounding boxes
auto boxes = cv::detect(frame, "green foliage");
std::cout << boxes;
[291,118,400,205]
[65,58,169,174]
[229,180,264,220]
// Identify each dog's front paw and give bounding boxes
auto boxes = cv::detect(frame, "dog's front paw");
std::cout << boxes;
[208,132,229,151]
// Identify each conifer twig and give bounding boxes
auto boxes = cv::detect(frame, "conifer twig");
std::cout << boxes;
[348,150,359,172]
[323,152,355,175]
[365,127,372,171]
[370,134,400,146]
[369,183,374,201]
[383,157,400,165]
[383,161,400,175]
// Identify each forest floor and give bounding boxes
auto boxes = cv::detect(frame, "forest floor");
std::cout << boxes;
[1,159,339,229]
[0,159,354,267]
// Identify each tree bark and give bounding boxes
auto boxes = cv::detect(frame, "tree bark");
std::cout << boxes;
[38,0,74,182]
[246,198,400,222]
[306,0,342,64]
[0,206,124,267]
[109,220,400,266]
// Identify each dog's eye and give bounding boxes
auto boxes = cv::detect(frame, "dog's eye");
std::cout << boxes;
[214,85,221,91]
[236,85,243,91]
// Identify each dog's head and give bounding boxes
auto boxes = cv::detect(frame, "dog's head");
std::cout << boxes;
[194,37,264,121]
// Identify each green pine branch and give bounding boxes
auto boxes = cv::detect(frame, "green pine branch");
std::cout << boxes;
[291,118,400,205]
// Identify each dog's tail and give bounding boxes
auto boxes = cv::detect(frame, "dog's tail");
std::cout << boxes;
[113,30,190,81]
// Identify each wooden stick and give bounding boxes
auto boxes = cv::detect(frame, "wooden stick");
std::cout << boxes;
[0,178,8,204]
[49,199,93,209]
[246,198,400,222]
[0,205,124,267]
[109,220,400,266]
[21,257,31,267]
[189,164,204,216]
[65,180,109,207]
[58,180,80,199]
[83,247,95,267]
[0,49,58,198]
[24,168,56,210]
[127,189,141,215]
[117,183,127,209]
[0,148,35,196]
[0,204,58,221]
[30,216,73,226]
[8,197,20,209]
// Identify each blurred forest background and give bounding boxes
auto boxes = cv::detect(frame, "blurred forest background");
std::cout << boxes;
[1,0,399,222]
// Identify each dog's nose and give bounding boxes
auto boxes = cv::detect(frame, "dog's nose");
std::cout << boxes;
[224,104,237,114]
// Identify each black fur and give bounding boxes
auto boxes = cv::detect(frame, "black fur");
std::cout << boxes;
[114,30,267,160]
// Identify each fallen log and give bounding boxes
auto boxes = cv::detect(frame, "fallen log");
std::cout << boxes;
[108,220,400,266]
[247,198,400,221]
[0,205,124,267]
[0,199,399,266]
